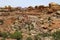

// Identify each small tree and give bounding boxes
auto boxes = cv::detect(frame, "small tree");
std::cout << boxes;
[35,6,38,9]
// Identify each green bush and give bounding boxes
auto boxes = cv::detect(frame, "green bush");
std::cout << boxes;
[52,31,60,40]
[10,31,22,40]
[41,33,51,37]
[34,35,41,40]
[0,20,4,25]
[26,37,32,40]
[27,23,34,31]
[34,33,51,40]
[0,32,8,40]
[0,32,8,38]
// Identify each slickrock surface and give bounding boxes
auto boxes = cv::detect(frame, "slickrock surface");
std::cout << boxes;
[0,2,60,40]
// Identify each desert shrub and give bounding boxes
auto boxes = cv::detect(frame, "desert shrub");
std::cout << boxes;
[34,35,41,40]
[25,23,34,31]
[0,32,8,40]
[0,32,8,38]
[26,37,32,40]
[0,20,4,25]
[10,31,22,40]
[41,33,51,37]
[52,31,60,40]
[36,33,51,37]
[34,33,51,40]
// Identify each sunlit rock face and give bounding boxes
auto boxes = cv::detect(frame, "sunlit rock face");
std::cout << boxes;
[49,2,60,11]
[49,2,58,6]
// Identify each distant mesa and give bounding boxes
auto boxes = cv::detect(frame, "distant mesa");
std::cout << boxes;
[0,2,59,13]
[49,2,59,7]
[49,2,58,6]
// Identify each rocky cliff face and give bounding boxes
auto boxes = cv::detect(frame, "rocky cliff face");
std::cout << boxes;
[0,2,60,40]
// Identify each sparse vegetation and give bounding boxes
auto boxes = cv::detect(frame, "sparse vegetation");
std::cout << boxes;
[0,2,59,40]
[34,34,41,40]
[52,31,60,40]
[10,31,22,40]
[0,32,8,38]
[0,32,8,40]
[25,22,34,31]
[26,37,32,40]
[0,20,4,25]
[41,33,51,37]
